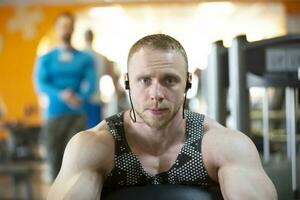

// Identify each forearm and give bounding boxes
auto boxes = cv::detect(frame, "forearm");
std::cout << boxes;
[219,165,277,200]
[47,170,102,200]
[36,82,60,97]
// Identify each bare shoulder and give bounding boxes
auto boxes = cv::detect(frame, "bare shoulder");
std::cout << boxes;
[47,120,115,200]
[202,115,260,167]
[61,120,114,174]
[202,115,277,199]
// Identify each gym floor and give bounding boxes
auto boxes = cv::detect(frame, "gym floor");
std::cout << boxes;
[0,162,49,200]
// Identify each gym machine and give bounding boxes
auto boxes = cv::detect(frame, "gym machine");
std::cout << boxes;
[204,41,229,126]
[229,35,299,199]
[205,35,299,199]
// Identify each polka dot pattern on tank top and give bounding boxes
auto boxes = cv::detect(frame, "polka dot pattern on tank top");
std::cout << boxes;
[103,110,216,190]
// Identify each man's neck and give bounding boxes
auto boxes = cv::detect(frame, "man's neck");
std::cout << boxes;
[85,43,93,50]
[58,41,72,49]
[125,108,186,155]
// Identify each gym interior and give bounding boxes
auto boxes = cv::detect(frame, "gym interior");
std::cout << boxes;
[0,0,299,199]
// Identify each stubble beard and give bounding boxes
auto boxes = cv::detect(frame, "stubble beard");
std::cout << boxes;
[61,34,72,46]
[135,103,182,129]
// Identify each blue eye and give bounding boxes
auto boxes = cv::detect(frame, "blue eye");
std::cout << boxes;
[140,78,151,85]
[166,78,174,84]
[164,77,176,86]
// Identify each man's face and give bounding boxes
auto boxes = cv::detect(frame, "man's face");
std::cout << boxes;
[128,47,187,129]
[55,16,74,42]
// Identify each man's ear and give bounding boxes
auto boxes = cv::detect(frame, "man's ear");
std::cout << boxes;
[124,73,130,90]
[188,72,192,83]
[185,72,192,92]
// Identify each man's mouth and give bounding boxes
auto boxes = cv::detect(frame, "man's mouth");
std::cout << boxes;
[148,108,168,115]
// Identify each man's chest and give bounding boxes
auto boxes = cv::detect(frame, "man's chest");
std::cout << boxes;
[134,144,184,176]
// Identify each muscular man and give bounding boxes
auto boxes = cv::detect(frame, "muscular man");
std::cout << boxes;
[34,12,96,181]
[47,34,277,199]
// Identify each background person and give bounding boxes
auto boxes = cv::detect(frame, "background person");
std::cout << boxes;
[83,29,122,128]
[33,12,96,181]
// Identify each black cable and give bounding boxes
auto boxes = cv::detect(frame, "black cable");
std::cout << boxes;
[182,92,187,119]
[128,90,136,122]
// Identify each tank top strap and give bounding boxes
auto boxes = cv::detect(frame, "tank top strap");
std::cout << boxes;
[185,110,205,150]
[105,112,130,155]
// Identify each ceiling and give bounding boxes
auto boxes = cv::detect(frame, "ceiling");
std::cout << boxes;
[0,0,297,6]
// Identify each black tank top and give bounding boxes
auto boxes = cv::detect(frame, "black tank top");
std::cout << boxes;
[102,110,216,193]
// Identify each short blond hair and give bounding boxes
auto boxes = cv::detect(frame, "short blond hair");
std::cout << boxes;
[127,34,188,70]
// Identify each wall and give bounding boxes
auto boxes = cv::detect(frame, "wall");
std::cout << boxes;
[0,2,299,125]
[0,5,93,124]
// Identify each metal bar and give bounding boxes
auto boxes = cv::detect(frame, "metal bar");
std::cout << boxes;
[228,35,250,134]
[286,87,297,192]
[24,175,32,200]
[262,87,270,163]
[208,41,227,125]
[285,88,291,158]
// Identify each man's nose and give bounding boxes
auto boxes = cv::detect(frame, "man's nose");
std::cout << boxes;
[149,83,164,102]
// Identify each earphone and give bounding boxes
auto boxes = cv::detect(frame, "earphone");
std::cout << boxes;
[124,73,192,92]
[125,80,130,90]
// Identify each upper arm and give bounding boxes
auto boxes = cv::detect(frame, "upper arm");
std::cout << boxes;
[34,56,47,90]
[47,130,111,200]
[34,55,60,96]
[216,131,277,200]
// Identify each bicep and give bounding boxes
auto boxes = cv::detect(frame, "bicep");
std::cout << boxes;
[219,164,276,200]
[47,133,106,200]
[214,131,277,200]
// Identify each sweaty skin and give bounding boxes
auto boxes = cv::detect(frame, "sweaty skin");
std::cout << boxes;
[47,47,277,200]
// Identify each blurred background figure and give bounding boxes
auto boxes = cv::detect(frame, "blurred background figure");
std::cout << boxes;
[83,29,105,128]
[33,12,96,181]
[83,29,123,127]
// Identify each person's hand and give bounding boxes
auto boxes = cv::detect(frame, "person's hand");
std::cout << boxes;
[60,89,81,108]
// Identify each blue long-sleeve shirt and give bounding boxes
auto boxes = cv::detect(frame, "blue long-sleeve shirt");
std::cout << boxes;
[34,47,96,119]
